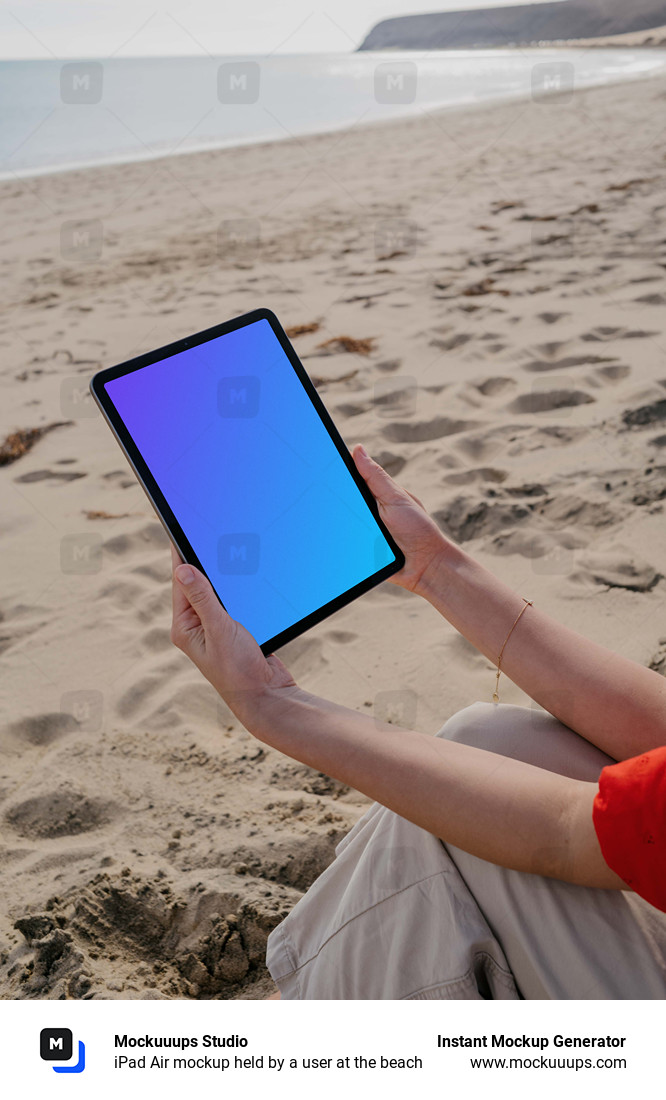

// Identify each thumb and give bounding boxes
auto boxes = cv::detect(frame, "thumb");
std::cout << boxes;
[353,443,404,506]
[175,563,221,627]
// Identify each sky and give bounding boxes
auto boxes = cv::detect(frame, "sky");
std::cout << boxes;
[1,0,566,58]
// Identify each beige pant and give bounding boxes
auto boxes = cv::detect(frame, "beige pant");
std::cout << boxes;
[266,702,666,999]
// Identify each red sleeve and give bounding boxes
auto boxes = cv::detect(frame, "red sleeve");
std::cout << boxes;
[593,746,666,913]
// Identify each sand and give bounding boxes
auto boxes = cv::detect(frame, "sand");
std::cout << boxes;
[565,26,666,47]
[1,68,665,1000]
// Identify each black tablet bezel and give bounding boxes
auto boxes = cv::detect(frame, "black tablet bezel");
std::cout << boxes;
[90,307,405,654]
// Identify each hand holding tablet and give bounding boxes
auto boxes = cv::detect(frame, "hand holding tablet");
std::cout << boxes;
[91,309,405,653]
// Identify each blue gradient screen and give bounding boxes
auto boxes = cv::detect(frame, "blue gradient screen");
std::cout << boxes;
[105,318,396,646]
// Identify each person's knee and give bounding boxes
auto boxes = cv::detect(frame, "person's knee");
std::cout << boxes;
[434,701,612,780]
[435,701,504,748]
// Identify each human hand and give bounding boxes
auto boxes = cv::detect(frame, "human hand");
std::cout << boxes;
[169,545,297,726]
[353,444,449,594]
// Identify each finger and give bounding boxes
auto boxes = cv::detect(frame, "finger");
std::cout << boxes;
[352,443,404,505]
[174,563,230,636]
[171,544,190,623]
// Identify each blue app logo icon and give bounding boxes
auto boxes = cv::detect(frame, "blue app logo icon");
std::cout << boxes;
[40,1028,86,1073]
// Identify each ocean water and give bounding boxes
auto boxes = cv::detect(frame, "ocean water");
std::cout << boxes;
[1,48,665,179]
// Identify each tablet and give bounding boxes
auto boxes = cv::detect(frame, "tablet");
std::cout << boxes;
[90,309,404,654]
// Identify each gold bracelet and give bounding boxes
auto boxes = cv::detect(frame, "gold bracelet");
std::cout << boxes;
[493,598,533,704]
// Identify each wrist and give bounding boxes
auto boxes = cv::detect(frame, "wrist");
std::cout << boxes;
[236,682,310,738]
[413,536,469,603]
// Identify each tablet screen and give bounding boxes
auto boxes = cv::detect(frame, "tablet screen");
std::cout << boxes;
[100,314,400,650]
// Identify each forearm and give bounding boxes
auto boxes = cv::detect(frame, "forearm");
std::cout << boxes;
[417,540,666,760]
[246,686,623,889]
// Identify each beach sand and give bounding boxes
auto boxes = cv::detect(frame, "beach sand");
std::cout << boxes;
[566,26,666,47]
[1,69,665,999]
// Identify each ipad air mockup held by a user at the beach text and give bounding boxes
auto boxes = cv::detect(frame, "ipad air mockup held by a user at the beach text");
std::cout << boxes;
[90,309,404,654]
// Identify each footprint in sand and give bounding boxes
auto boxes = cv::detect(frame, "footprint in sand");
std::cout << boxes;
[590,365,631,385]
[371,451,406,477]
[99,578,145,609]
[116,672,171,719]
[523,425,588,451]
[536,494,617,531]
[7,713,79,747]
[14,469,86,484]
[523,354,619,373]
[507,390,595,414]
[383,416,478,443]
[442,467,507,487]
[622,398,666,429]
[455,424,530,462]
[103,522,168,558]
[581,326,659,343]
[537,312,569,325]
[437,453,462,471]
[102,469,136,489]
[484,529,562,559]
[136,591,170,625]
[373,378,418,420]
[634,293,666,306]
[325,630,358,644]
[474,377,516,397]
[531,340,569,359]
[433,495,532,543]
[336,401,373,419]
[429,333,472,352]
[5,791,118,838]
[131,559,171,583]
[141,627,172,653]
[221,834,344,893]
[69,873,180,963]
[573,551,662,594]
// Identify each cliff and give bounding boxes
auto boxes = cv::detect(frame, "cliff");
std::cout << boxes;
[358,0,666,50]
